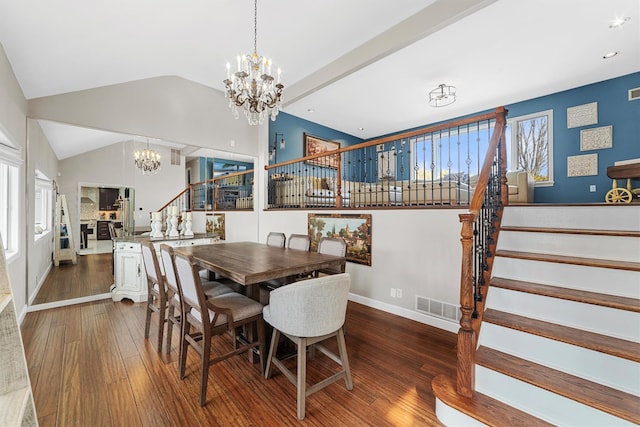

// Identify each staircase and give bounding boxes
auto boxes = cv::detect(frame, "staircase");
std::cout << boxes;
[435,204,640,426]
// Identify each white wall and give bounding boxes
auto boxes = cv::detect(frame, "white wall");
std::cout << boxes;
[26,120,58,304]
[0,43,29,314]
[58,139,186,240]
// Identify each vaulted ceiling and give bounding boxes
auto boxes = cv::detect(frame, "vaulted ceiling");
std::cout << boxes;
[0,0,638,159]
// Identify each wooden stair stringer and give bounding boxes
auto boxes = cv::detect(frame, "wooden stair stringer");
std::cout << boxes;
[483,308,640,363]
[490,276,640,313]
[475,346,640,425]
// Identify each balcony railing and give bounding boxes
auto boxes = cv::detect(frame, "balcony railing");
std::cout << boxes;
[157,170,254,218]
[265,108,507,209]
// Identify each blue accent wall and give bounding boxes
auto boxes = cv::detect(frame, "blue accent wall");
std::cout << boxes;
[268,112,363,164]
[506,72,640,203]
[273,72,640,203]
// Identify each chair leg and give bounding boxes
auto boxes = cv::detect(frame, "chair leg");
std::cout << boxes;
[144,297,153,339]
[265,328,280,379]
[256,317,266,375]
[297,337,307,420]
[179,322,190,380]
[199,332,211,406]
[156,301,166,353]
[165,304,175,354]
[336,328,353,390]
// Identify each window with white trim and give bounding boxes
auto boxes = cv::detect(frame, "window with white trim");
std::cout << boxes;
[506,110,554,186]
[0,128,20,256]
[34,170,53,240]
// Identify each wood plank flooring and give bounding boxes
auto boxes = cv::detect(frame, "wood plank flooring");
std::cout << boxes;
[21,254,457,426]
[32,253,113,305]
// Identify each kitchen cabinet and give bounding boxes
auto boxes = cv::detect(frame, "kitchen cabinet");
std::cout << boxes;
[99,188,119,211]
[97,220,111,240]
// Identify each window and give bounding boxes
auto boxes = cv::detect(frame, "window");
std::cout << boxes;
[506,110,554,186]
[34,170,53,240]
[0,127,20,256]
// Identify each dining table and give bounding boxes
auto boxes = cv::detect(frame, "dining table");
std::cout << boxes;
[175,241,347,364]
[174,240,347,300]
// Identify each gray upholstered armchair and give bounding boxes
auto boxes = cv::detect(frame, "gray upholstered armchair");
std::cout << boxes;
[263,273,353,420]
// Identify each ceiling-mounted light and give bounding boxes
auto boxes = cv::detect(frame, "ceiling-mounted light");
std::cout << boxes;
[134,139,161,175]
[603,51,620,59]
[609,17,630,28]
[428,84,456,107]
[223,0,284,125]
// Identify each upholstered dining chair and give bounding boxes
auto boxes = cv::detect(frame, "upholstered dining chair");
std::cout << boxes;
[159,244,235,358]
[140,241,169,353]
[172,251,266,406]
[287,233,311,251]
[266,232,286,248]
[315,237,347,276]
[263,273,353,420]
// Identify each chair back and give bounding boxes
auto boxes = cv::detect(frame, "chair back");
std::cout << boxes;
[141,241,164,294]
[317,237,347,257]
[288,234,310,251]
[266,232,286,248]
[317,237,347,274]
[159,244,180,297]
[266,273,350,337]
[173,251,207,314]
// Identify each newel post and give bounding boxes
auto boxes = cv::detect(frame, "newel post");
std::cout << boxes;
[457,212,477,398]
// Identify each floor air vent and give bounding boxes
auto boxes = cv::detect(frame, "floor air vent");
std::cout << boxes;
[416,296,460,322]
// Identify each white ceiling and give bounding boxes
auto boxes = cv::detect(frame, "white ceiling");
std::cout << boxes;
[0,0,638,160]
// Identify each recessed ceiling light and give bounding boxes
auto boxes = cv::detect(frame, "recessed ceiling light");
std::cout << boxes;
[609,17,630,28]
[358,127,364,131]
[603,51,620,59]
[307,108,315,113]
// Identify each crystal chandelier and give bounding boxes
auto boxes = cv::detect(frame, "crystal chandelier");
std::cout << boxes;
[134,139,161,175]
[223,0,284,125]
[428,84,456,107]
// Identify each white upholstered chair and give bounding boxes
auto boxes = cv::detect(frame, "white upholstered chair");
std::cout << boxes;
[173,251,266,406]
[316,237,347,276]
[266,232,286,248]
[287,233,310,251]
[263,273,353,420]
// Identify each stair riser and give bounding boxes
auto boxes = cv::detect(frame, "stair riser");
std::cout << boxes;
[497,231,640,263]
[501,206,640,231]
[485,287,640,342]
[492,257,640,299]
[478,323,640,396]
[476,365,637,426]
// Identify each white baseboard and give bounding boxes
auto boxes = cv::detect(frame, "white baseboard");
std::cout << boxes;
[26,293,112,313]
[348,293,459,333]
[28,262,52,306]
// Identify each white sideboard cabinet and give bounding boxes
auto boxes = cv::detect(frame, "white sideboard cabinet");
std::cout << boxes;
[111,237,216,302]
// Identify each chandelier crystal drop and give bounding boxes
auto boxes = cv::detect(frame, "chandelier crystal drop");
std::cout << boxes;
[134,140,161,175]
[223,0,284,125]
[428,84,456,107]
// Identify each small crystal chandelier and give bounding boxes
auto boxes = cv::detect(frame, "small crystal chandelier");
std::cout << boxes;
[223,0,284,125]
[428,84,456,107]
[134,139,161,175]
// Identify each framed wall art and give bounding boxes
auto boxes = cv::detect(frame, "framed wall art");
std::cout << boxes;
[308,213,372,266]
[567,153,598,177]
[205,213,225,240]
[304,133,340,168]
[580,125,612,151]
[567,102,598,128]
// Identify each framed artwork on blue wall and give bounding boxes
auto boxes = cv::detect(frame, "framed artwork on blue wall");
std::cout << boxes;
[304,133,340,168]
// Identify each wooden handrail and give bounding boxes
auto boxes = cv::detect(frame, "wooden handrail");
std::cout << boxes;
[456,107,508,398]
[158,169,254,213]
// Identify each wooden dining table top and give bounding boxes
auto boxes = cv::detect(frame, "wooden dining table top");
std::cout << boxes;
[174,241,346,286]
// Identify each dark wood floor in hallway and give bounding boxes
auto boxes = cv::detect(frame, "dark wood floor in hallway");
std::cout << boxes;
[21,254,457,426]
